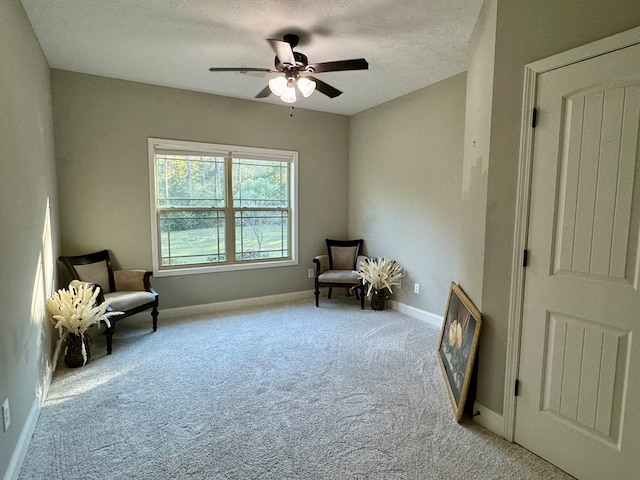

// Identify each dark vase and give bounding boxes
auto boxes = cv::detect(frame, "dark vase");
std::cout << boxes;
[64,333,92,368]
[371,288,387,310]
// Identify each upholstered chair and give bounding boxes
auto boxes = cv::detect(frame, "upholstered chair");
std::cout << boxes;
[58,250,159,354]
[313,239,366,308]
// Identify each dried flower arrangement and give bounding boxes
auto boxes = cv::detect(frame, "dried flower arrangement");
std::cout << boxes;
[46,283,120,366]
[46,283,117,336]
[357,257,405,297]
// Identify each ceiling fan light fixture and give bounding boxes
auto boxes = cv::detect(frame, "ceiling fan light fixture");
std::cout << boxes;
[268,76,287,96]
[296,77,316,98]
[280,81,297,104]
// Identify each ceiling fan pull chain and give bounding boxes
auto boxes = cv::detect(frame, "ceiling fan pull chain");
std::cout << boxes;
[290,105,295,117]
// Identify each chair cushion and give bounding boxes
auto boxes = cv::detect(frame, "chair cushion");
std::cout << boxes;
[329,246,357,270]
[318,270,360,285]
[105,291,156,311]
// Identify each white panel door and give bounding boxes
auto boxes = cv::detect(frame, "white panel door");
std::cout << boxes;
[515,42,640,480]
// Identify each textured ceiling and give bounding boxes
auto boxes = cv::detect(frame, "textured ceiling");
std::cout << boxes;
[20,0,483,115]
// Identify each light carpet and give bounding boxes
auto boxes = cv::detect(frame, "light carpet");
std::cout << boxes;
[19,298,574,479]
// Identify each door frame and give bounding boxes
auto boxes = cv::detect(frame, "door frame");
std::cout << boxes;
[503,26,640,442]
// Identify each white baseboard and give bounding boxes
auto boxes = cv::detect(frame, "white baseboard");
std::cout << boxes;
[472,401,504,437]
[2,399,40,480]
[159,292,444,329]
[390,300,443,329]
[159,290,314,320]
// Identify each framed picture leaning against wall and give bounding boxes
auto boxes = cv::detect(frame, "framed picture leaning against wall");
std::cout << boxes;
[437,282,482,421]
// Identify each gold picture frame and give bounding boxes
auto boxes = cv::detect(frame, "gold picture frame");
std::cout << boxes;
[437,282,482,422]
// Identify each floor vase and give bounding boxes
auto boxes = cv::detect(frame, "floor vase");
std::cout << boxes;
[64,333,91,367]
[371,289,387,310]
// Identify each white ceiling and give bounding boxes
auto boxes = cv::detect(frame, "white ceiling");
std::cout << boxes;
[20,0,484,116]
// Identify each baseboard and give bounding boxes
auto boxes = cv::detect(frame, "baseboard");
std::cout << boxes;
[159,293,443,328]
[390,300,443,329]
[472,401,504,437]
[2,399,40,480]
[159,290,314,320]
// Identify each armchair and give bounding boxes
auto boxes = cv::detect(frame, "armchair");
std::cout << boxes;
[313,239,366,308]
[58,250,159,354]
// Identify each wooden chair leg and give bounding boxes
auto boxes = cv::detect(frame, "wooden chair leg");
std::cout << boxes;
[328,287,333,299]
[104,325,114,355]
[351,284,365,309]
[151,306,159,331]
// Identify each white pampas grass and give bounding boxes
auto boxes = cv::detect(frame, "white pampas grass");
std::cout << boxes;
[46,283,119,338]
[357,258,405,297]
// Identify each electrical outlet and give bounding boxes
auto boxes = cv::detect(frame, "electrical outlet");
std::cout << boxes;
[307,268,314,278]
[414,283,420,294]
[2,398,9,432]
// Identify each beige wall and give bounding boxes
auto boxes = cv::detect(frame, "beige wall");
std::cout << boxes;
[349,73,467,313]
[469,0,640,415]
[51,70,350,309]
[0,0,59,477]
[458,0,502,416]
[458,0,496,307]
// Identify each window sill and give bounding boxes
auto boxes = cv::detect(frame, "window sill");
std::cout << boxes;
[153,258,298,277]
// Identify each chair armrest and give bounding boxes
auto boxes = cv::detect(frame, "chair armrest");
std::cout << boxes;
[113,269,154,292]
[313,255,329,276]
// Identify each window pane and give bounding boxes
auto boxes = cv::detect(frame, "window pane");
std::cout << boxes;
[157,154,225,207]
[235,210,289,261]
[232,158,289,208]
[160,210,225,266]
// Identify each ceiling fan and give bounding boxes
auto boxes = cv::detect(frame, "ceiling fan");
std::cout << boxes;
[209,34,369,104]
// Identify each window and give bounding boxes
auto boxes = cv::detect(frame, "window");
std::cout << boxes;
[148,138,297,276]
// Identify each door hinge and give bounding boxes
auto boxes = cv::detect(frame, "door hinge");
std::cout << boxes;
[514,379,520,397]
[532,107,537,128]
[522,249,529,267]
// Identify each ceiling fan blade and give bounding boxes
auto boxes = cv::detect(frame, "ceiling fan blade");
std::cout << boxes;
[209,67,277,73]
[306,76,342,98]
[255,85,272,98]
[307,58,369,74]
[267,39,296,66]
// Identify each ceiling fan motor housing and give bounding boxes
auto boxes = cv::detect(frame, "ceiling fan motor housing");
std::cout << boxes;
[283,33,300,47]
[275,52,309,72]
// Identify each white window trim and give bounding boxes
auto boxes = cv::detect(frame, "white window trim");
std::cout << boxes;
[148,138,298,277]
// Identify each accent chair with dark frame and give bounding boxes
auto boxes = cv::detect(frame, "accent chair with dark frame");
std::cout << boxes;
[58,250,159,354]
[313,239,366,309]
